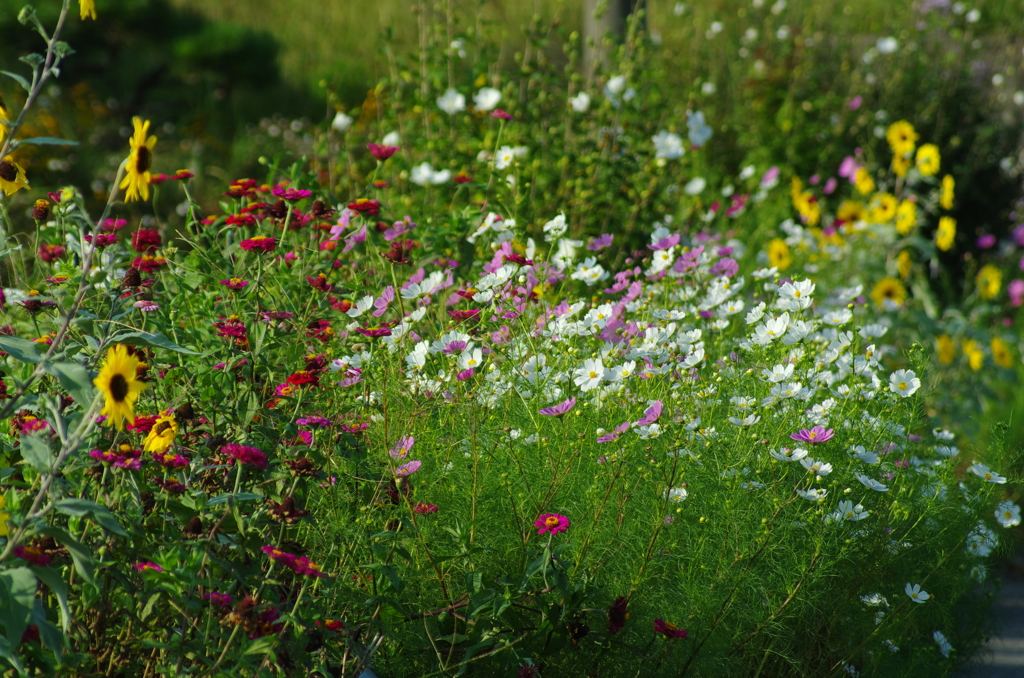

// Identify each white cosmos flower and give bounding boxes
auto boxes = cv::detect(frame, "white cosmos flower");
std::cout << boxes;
[459,348,483,371]
[969,463,1007,484]
[996,500,1021,528]
[636,423,662,439]
[569,91,591,112]
[798,488,828,502]
[437,88,466,114]
[905,583,929,604]
[888,369,920,397]
[574,357,605,392]
[543,213,568,241]
[473,87,502,111]
[933,631,952,658]
[800,457,833,476]
[331,111,353,132]
[763,363,794,382]
[346,295,375,318]
[684,177,707,195]
[728,415,761,427]
[606,360,636,382]
[381,131,400,146]
[856,474,889,492]
[652,131,685,160]
[770,447,808,462]
[666,487,688,502]
[835,500,869,522]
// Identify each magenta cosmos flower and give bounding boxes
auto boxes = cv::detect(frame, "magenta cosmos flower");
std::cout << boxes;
[539,397,576,417]
[790,426,835,444]
[534,513,570,536]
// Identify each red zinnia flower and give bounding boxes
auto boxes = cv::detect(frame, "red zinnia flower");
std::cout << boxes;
[226,213,257,227]
[132,255,168,273]
[347,198,381,216]
[607,597,629,635]
[131,228,162,253]
[222,443,267,469]
[37,244,66,263]
[240,235,277,252]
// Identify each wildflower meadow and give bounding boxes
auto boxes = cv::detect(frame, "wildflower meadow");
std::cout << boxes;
[0,1,1023,676]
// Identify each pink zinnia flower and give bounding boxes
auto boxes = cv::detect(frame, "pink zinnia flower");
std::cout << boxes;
[271,185,313,201]
[790,426,835,444]
[534,513,570,536]
[222,443,268,469]
[368,143,399,161]
[204,592,233,608]
[413,502,438,514]
[490,109,514,120]
[220,278,251,290]
[240,236,277,252]
[133,562,163,572]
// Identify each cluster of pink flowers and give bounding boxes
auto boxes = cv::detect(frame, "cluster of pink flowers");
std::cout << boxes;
[89,446,143,470]
[261,545,327,578]
[222,443,268,470]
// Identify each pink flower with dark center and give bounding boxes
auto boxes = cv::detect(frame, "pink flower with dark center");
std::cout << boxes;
[790,426,835,444]
[222,443,268,469]
[534,513,569,536]
[539,397,576,417]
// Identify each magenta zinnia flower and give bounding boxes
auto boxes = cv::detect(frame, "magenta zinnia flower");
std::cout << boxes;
[539,397,576,417]
[220,278,251,290]
[240,235,277,252]
[790,426,835,444]
[368,143,399,161]
[222,443,268,469]
[133,562,163,572]
[271,185,313,201]
[534,513,569,536]
[654,619,688,639]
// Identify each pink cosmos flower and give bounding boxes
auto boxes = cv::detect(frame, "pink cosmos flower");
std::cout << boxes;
[790,426,835,444]
[597,421,631,443]
[588,233,614,251]
[389,435,415,460]
[635,401,663,426]
[395,460,422,477]
[539,397,576,417]
[534,513,570,536]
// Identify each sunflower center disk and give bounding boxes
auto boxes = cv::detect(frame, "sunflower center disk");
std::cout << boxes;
[0,161,17,182]
[136,147,152,173]
[109,374,130,402]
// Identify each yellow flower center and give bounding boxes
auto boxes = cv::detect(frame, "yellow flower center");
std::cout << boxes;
[545,516,560,528]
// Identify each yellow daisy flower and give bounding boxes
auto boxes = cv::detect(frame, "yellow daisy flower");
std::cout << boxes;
[870,277,907,308]
[976,264,1002,299]
[144,411,178,454]
[935,216,956,251]
[886,121,918,157]
[119,117,157,202]
[0,155,29,196]
[940,175,954,210]
[897,250,912,279]
[991,337,1014,369]
[854,168,875,195]
[0,95,9,145]
[962,339,984,371]
[891,153,911,178]
[766,238,792,271]
[837,200,866,224]
[869,193,898,223]
[915,144,940,176]
[895,200,917,235]
[936,334,956,365]
[93,344,147,431]
[793,191,820,226]
[79,0,96,20]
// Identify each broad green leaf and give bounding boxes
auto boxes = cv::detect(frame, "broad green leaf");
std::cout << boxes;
[54,498,128,536]
[30,600,64,660]
[0,635,26,675]
[243,636,278,655]
[43,362,96,406]
[0,567,37,652]
[19,434,52,473]
[31,567,70,632]
[38,527,94,585]
[140,593,160,621]
[0,336,42,363]
[107,331,198,355]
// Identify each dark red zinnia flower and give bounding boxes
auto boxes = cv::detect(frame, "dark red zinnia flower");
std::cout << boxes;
[382,239,416,265]
[37,244,66,263]
[347,198,381,216]
[131,228,162,253]
[367,143,399,161]
[607,597,629,635]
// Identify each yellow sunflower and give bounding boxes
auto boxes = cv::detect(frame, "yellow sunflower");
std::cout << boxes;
[119,117,157,202]
[93,344,147,431]
[935,216,956,251]
[895,200,917,235]
[936,334,955,365]
[991,336,1014,369]
[144,410,178,454]
[891,153,911,178]
[976,264,1002,299]
[836,200,866,224]
[0,155,29,196]
[766,238,792,271]
[940,175,954,210]
[886,120,918,157]
[870,277,907,308]
[869,193,898,223]
[79,0,96,20]
[915,144,940,176]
